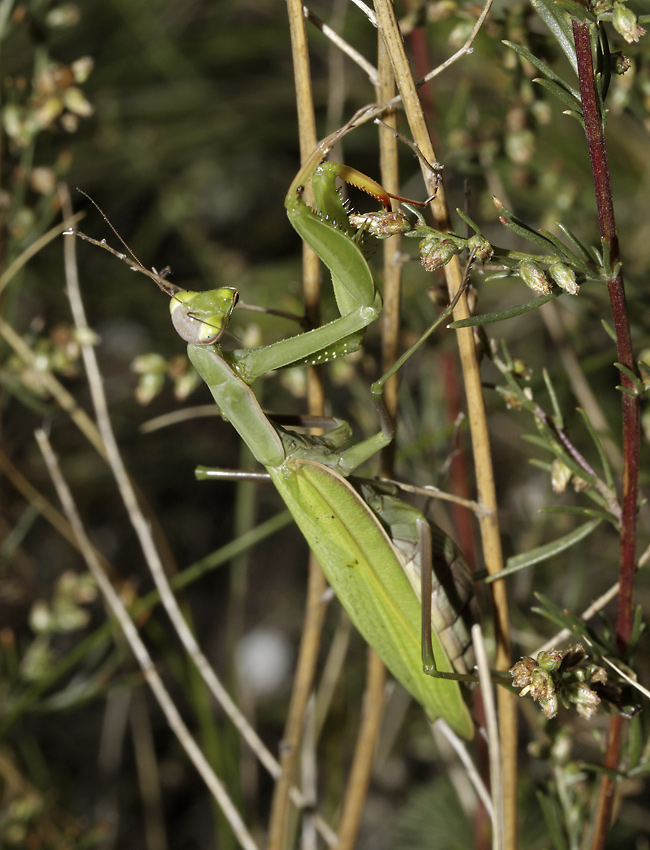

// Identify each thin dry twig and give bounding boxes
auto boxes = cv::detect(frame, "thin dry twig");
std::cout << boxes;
[34,428,260,850]
[305,6,378,84]
[418,0,494,85]
[435,719,493,819]
[473,624,503,850]
[0,212,82,295]
[334,31,401,850]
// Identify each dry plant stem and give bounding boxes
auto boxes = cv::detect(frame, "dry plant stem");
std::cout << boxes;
[34,429,260,850]
[304,6,378,84]
[418,0,493,86]
[378,66,402,480]
[299,696,318,850]
[334,41,399,850]
[572,22,640,850]
[435,721,493,819]
[61,193,336,847]
[472,625,503,850]
[371,3,517,846]
[336,649,387,849]
[268,4,328,848]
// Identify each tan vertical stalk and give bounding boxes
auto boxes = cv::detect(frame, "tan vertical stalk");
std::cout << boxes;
[268,4,328,849]
[371,2,517,847]
[335,37,401,850]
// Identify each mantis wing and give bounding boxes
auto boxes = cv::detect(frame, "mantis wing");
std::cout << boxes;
[270,459,474,740]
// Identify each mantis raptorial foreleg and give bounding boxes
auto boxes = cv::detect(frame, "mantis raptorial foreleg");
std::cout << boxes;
[69,109,392,388]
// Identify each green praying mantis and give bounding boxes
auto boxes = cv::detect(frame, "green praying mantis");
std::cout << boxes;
[67,115,484,739]
[184,319,477,740]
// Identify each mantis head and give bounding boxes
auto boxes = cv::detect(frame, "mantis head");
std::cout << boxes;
[169,287,239,345]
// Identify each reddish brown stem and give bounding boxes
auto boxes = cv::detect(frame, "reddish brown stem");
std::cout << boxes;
[572,21,640,850]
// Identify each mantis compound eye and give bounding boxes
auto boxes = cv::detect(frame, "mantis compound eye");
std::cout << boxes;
[170,287,239,345]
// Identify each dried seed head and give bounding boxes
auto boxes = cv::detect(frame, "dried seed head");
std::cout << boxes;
[348,210,412,238]
[511,644,608,721]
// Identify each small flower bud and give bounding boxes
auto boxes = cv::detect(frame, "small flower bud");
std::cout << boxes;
[505,128,536,165]
[62,86,94,118]
[420,238,457,271]
[586,664,608,686]
[570,682,601,719]
[530,668,559,719]
[173,369,201,401]
[613,4,646,43]
[135,371,165,405]
[572,476,589,493]
[519,260,553,295]
[500,387,523,410]
[131,353,167,374]
[511,357,531,379]
[551,458,572,493]
[538,650,563,673]
[549,262,579,295]
[467,234,493,263]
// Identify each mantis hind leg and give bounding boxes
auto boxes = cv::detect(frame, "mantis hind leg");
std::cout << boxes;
[417,517,478,684]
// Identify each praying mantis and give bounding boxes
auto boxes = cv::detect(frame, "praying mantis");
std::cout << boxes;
[186,317,476,739]
[68,114,482,739]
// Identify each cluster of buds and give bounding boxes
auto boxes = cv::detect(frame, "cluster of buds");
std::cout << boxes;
[4,57,94,146]
[518,260,580,296]
[510,644,607,720]
[350,200,583,296]
[7,324,96,398]
[349,206,493,274]
[131,353,200,404]
[418,231,493,271]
